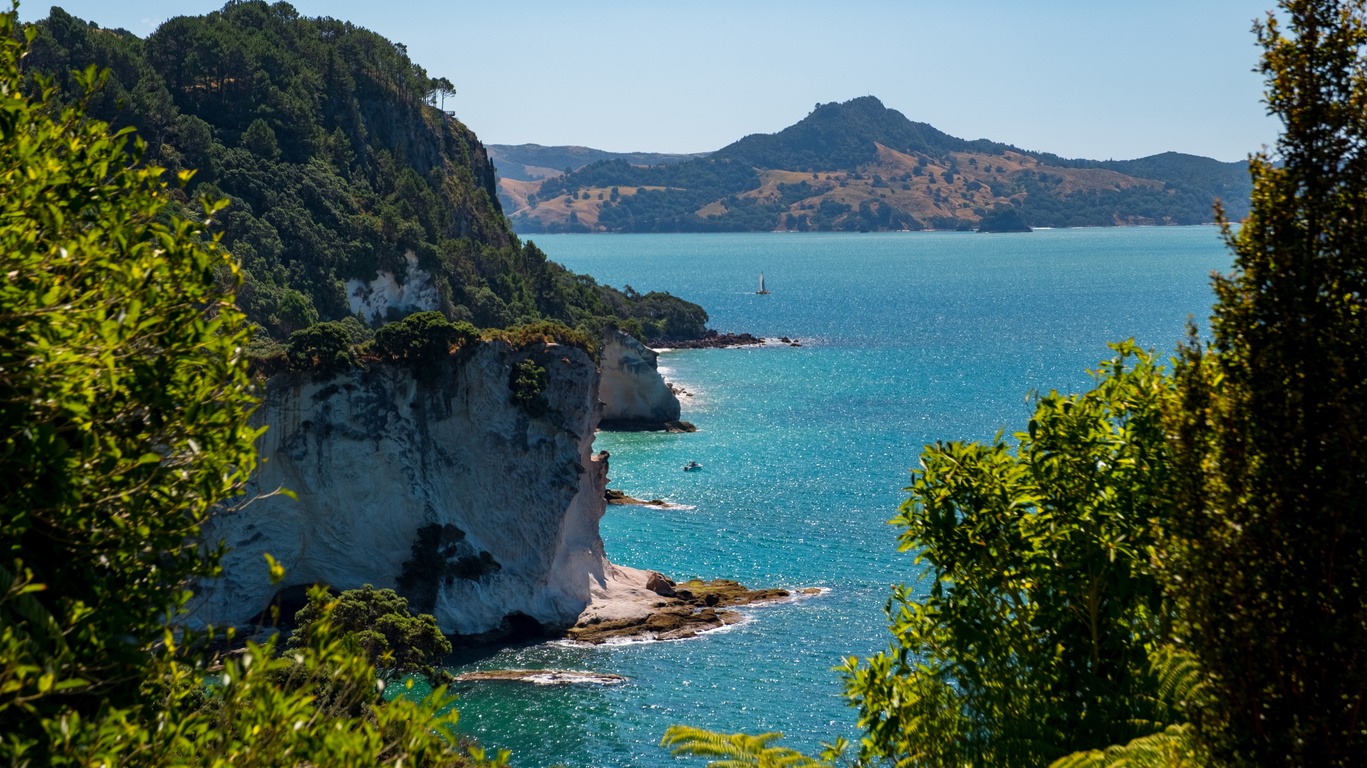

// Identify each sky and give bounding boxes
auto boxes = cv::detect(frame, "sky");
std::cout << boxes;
[20,1,1280,162]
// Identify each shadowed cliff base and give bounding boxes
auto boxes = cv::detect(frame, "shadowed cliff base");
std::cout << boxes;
[598,419,697,432]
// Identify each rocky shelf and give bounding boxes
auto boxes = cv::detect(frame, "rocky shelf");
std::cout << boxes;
[566,578,817,644]
[656,332,766,350]
[605,488,670,507]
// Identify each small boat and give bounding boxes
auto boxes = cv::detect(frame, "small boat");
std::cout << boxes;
[756,273,771,295]
[683,461,702,472]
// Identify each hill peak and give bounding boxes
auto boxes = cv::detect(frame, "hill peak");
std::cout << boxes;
[499,96,1251,234]
[712,95,998,172]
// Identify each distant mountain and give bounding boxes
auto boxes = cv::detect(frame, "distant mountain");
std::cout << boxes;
[501,96,1252,234]
[488,144,706,181]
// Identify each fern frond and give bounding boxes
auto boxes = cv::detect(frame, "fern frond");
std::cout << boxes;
[1048,724,1196,768]
[661,726,829,768]
[1149,646,1208,711]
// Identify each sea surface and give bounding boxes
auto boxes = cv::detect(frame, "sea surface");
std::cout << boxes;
[438,228,1231,768]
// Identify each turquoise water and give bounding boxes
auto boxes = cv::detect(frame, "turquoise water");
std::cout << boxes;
[443,228,1231,767]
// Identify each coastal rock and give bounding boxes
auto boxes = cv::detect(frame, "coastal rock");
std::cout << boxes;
[605,488,669,507]
[568,577,793,644]
[190,340,615,637]
[598,329,682,430]
[663,331,766,350]
[645,571,676,597]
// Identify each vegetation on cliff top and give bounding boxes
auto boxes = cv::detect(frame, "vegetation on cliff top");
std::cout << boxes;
[23,2,707,344]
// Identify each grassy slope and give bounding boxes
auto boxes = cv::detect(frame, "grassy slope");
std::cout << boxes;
[502,97,1250,233]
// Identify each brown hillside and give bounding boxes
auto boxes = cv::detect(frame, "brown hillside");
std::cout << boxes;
[500,143,1173,232]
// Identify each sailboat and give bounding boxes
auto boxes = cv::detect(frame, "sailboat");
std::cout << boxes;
[756,273,771,295]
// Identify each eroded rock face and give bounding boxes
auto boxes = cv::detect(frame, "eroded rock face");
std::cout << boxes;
[190,340,610,636]
[598,330,681,429]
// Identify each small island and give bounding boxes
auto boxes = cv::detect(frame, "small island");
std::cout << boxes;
[976,207,1032,233]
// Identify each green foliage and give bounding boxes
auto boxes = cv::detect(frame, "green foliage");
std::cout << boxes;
[660,726,841,768]
[373,310,478,368]
[396,523,501,615]
[509,358,549,417]
[0,17,502,765]
[286,320,357,372]
[291,585,453,683]
[1165,1,1367,764]
[841,344,1177,766]
[0,12,261,755]
[1048,726,1199,768]
[240,116,279,160]
[976,206,1031,232]
[3,584,502,767]
[22,4,711,344]
[489,320,595,353]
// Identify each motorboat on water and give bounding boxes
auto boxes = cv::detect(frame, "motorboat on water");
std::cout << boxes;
[683,461,702,471]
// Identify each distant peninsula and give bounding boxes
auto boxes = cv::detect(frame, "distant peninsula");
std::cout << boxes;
[496,96,1251,234]
[487,144,704,182]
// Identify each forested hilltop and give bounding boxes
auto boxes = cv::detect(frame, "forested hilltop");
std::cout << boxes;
[503,96,1253,233]
[23,3,707,343]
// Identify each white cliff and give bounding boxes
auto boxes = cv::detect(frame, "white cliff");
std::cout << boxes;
[192,340,625,636]
[346,251,442,322]
[598,330,682,429]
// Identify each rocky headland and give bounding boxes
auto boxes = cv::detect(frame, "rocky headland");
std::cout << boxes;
[192,332,788,647]
[193,339,617,638]
[598,329,690,431]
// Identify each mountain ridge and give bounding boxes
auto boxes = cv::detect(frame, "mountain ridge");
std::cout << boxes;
[488,144,704,181]
[501,96,1251,233]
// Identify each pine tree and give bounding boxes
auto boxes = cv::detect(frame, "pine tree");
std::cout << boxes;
[1167,1,1367,764]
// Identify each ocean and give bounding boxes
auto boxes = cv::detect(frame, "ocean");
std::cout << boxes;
[438,228,1231,768]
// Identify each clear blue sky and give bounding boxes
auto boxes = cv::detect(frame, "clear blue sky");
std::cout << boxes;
[21,1,1278,162]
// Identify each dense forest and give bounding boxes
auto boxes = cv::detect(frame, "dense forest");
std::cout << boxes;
[505,97,1253,233]
[22,4,708,344]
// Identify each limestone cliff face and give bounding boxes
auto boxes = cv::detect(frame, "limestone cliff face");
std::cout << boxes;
[598,330,682,429]
[191,340,609,636]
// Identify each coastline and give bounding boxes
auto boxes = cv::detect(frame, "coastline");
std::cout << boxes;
[568,571,810,644]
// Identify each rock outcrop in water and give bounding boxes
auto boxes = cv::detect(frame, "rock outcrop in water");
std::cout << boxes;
[598,330,684,430]
[192,340,615,637]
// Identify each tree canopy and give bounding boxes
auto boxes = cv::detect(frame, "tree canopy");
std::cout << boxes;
[0,12,501,765]
[842,345,1177,766]
[1165,0,1367,763]
[22,2,708,344]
